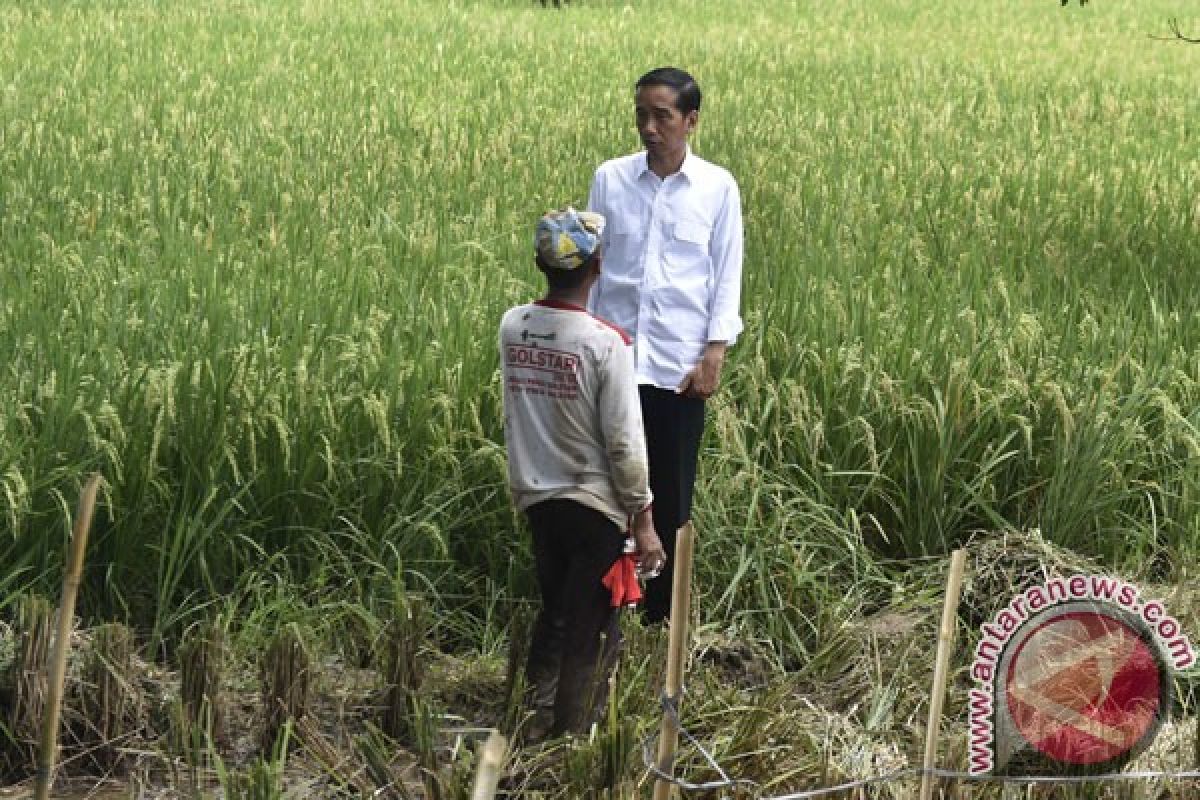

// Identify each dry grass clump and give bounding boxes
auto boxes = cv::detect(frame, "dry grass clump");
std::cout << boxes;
[800,699,910,798]
[260,624,313,755]
[1129,716,1198,788]
[69,622,151,775]
[824,607,937,740]
[693,626,781,692]
[1,594,51,780]
[1,603,166,790]
[960,528,1099,628]
[173,616,228,775]
[427,652,508,729]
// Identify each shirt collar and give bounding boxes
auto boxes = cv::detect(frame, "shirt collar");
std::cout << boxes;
[533,298,588,312]
[634,151,651,177]
[678,146,699,180]
[635,146,696,183]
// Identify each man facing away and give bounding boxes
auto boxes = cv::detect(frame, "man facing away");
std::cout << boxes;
[500,208,666,740]
[587,67,744,624]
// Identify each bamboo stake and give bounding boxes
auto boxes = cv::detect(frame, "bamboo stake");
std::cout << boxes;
[919,548,968,800]
[469,729,508,800]
[34,473,102,800]
[652,522,696,800]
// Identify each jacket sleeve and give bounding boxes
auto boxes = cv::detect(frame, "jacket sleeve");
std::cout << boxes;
[596,336,653,516]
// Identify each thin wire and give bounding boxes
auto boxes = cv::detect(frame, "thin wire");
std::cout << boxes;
[643,699,1200,799]
[641,689,753,792]
[764,768,923,800]
[932,768,1200,785]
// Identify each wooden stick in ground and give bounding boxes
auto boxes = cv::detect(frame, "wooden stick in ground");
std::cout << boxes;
[919,548,968,800]
[469,729,508,800]
[34,473,103,800]
[653,521,696,800]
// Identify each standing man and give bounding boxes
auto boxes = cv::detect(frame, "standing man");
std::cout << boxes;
[501,208,666,740]
[587,67,744,624]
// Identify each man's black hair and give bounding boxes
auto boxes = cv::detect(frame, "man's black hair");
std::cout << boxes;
[537,253,599,291]
[635,67,702,114]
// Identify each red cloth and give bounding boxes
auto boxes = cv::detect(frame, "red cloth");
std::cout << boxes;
[602,553,643,608]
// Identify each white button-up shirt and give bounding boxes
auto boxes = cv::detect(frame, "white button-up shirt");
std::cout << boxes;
[587,149,744,391]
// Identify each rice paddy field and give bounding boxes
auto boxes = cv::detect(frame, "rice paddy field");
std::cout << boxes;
[1,0,1199,796]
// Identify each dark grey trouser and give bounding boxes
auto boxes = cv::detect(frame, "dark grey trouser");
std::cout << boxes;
[638,385,706,625]
[525,498,625,736]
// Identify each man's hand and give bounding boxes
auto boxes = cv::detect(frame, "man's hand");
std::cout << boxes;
[677,342,728,399]
[630,508,666,576]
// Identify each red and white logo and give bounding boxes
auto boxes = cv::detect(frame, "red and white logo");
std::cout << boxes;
[969,576,1193,776]
[998,605,1166,773]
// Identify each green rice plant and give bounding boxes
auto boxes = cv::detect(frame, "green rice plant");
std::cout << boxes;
[216,719,292,800]
[381,596,428,743]
[356,722,408,799]
[141,485,255,657]
[596,663,639,795]
[409,691,447,800]
[691,421,887,663]
[502,603,533,736]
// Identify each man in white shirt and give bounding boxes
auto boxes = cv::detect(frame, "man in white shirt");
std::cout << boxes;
[588,67,744,623]
[500,207,665,740]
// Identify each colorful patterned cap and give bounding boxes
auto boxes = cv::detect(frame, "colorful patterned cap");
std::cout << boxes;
[534,207,606,271]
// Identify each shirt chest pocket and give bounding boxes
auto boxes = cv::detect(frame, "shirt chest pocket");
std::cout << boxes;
[611,213,645,241]
[660,218,712,287]
[606,209,646,264]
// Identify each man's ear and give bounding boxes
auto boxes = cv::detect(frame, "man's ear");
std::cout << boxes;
[584,254,603,287]
[685,110,698,133]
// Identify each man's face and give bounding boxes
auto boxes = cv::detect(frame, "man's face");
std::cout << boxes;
[635,84,696,161]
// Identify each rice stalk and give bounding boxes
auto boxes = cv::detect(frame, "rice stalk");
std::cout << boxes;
[74,622,145,775]
[177,615,227,766]
[260,623,313,755]
[382,595,428,744]
[3,594,51,778]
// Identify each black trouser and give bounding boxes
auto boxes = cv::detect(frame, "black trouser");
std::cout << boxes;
[524,499,625,735]
[638,385,706,624]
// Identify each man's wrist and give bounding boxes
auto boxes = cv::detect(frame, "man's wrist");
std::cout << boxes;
[631,505,653,528]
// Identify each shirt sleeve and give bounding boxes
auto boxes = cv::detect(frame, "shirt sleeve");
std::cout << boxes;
[596,336,653,516]
[706,175,744,344]
[585,167,607,316]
